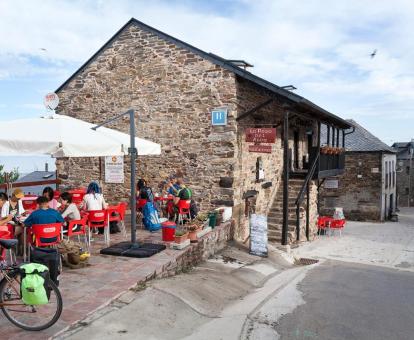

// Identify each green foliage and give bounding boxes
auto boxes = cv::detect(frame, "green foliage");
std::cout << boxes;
[0,164,20,184]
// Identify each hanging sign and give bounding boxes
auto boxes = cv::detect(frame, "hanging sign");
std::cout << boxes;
[249,145,272,153]
[245,128,276,143]
[105,156,124,183]
[249,214,268,257]
[211,107,228,126]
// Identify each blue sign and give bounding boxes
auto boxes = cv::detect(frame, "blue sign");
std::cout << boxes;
[211,108,228,126]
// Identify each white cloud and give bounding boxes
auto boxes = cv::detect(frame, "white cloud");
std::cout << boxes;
[0,0,414,140]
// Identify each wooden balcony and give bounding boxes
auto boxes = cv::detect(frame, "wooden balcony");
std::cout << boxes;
[308,147,345,179]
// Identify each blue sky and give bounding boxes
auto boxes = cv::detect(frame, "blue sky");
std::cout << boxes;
[1,0,414,172]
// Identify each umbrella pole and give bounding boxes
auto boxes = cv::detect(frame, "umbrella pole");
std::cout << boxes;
[92,109,138,246]
[129,109,138,245]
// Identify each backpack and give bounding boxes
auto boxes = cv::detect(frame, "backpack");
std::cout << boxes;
[142,202,161,232]
[20,263,50,305]
[190,200,199,219]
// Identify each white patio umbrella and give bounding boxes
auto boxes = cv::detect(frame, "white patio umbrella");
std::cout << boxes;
[0,111,160,247]
[0,114,160,157]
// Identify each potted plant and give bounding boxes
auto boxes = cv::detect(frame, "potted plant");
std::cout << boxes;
[187,223,203,242]
[321,146,329,154]
[175,230,188,244]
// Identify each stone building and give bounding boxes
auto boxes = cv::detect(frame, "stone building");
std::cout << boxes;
[320,120,396,221]
[391,141,414,207]
[55,18,351,244]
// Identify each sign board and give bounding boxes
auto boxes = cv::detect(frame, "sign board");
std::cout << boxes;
[249,145,272,153]
[211,107,228,126]
[371,168,379,173]
[104,156,124,183]
[245,128,276,143]
[324,179,339,189]
[249,214,268,257]
[44,93,59,110]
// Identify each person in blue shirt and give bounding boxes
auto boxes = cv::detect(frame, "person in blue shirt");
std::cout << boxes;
[24,196,64,228]
[167,178,183,196]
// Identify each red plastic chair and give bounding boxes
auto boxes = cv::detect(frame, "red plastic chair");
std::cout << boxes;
[87,210,110,245]
[53,191,61,200]
[330,219,346,236]
[30,223,62,247]
[21,196,38,211]
[107,203,128,238]
[136,199,147,211]
[317,216,333,237]
[177,199,191,225]
[0,230,12,262]
[69,190,85,206]
[66,216,89,249]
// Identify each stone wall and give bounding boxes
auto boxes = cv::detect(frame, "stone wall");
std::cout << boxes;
[320,152,383,221]
[56,22,238,210]
[55,20,326,243]
[396,158,414,207]
[158,220,234,278]
[232,77,314,241]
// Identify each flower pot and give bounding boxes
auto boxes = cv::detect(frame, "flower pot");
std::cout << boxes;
[175,232,188,244]
[188,227,202,242]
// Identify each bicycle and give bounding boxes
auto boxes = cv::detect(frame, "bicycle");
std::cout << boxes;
[0,238,63,331]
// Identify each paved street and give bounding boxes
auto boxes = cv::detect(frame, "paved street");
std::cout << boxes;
[57,208,414,340]
[276,260,414,340]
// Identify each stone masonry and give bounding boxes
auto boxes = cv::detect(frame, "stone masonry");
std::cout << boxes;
[320,152,383,221]
[55,19,335,243]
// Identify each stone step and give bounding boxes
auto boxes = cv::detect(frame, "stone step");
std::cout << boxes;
[268,217,303,225]
[268,223,296,232]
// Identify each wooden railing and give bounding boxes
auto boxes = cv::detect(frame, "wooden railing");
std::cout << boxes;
[0,179,61,193]
[309,147,345,179]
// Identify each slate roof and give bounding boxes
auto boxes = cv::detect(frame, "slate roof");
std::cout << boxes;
[344,120,395,153]
[321,119,395,153]
[14,171,56,195]
[392,141,414,160]
[56,18,351,129]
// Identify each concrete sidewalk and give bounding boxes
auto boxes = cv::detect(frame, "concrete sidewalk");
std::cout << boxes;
[1,221,232,340]
[290,207,414,271]
[54,244,296,339]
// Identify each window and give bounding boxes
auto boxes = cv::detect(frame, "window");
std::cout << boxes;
[406,188,410,195]
[407,166,410,175]
[392,161,396,187]
[385,162,388,189]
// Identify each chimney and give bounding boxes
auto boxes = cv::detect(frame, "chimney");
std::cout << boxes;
[45,163,49,172]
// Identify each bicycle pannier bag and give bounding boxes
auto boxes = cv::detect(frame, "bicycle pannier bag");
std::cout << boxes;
[20,263,50,305]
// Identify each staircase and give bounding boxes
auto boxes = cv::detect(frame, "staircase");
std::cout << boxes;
[268,178,306,244]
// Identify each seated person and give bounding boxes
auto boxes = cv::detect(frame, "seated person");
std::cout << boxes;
[60,192,81,222]
[1,188,25,219]
[167,178,183,196]
[43,186,61,210]
[24,196,64,228]
[173,180,192,206]
[81,182,108,211]
[137,179,154,202]
[0,192,13,228]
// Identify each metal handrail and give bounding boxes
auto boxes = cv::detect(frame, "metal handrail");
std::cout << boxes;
[295,152,320,206]
[294,152,320,242]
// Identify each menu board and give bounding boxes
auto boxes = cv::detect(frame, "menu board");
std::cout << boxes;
[249,214,268,257]
[105,156,124,183]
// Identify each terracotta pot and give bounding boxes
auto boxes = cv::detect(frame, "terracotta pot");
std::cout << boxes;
[188,227,202,242]
[175,232,188,244]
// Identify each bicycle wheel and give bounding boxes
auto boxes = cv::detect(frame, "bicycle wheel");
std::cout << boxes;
[0,270,63,331]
